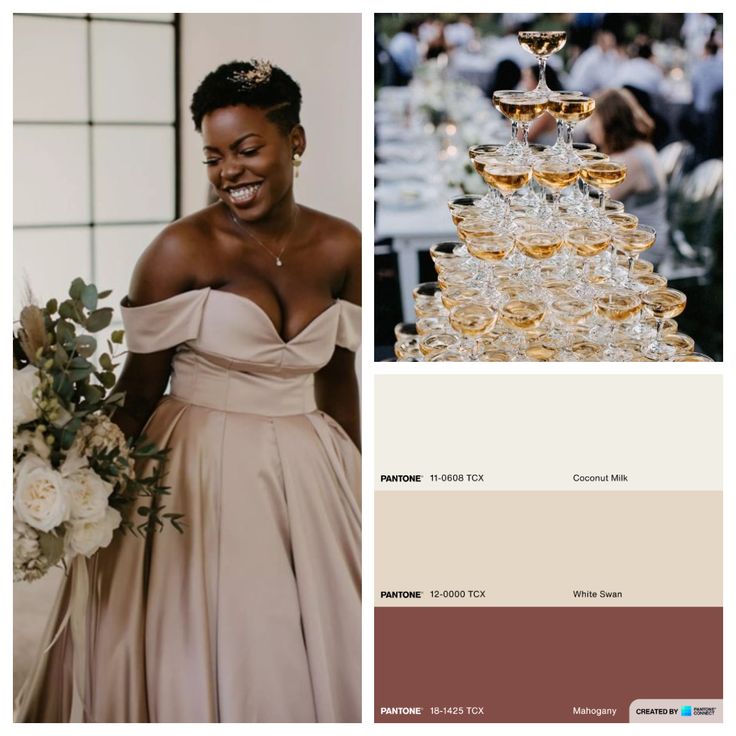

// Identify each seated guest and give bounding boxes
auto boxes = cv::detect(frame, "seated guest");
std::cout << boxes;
[587,88,670,265]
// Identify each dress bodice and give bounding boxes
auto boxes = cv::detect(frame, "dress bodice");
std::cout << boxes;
[121,288,361,416]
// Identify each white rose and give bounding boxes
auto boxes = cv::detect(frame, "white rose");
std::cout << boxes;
[13,365,41,428]
[65,468,113,521]
[13,515,50,582]
[67,507,121,557]
[13,455,70,532]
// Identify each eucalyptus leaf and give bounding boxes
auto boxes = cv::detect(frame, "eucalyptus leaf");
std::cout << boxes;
[83,384,104,404]
[46,299,58,314]
[86,308,113,332]
[69,278,86,300]
[75,335,97,358]
[111,330,125,344]
[99,353,113,371]
[81,284,98,311]
[58,301,74,320]
[98,289,112,299]
[39,531,64,566]
[98,371,116,388]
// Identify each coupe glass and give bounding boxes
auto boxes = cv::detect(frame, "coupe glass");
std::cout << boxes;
[517,31,567,93]
[594,289,642,361]
[641,289,687,360]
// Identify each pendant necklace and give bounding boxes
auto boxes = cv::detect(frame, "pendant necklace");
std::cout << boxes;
[229,207,297,267]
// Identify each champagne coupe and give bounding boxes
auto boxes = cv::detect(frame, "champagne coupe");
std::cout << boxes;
[480,161,531,227]
[661,332,695,356]
[549,296,593,357]
[515,229,563,292]
[500,299,546,358]
[449,304,498,360]
[412,282,443,318]
[466,234,515,295]
[671,353,713,362]
[518,31,567,94]
[642,288,687,360]
[492,89,524,154]
[594,289,642,360]
[614,225,656,284]
[448,194,485,225]
[468,144,506,174]
[430,241,465,273]
[497,92,548,155]
[532,159,580,216]
[607,212,638,231]
[418,332,460,359]
[580,160,627,211]
[547,94,595,158]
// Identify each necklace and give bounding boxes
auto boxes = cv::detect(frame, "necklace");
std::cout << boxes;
[228,207,297,267]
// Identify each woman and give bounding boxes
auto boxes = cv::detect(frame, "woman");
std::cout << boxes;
[16,60,361,723]
[587,87,670,265]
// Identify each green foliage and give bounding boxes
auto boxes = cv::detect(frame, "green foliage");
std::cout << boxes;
[15,277,183,539]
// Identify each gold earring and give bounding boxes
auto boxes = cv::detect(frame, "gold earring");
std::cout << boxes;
[292,152,302,178]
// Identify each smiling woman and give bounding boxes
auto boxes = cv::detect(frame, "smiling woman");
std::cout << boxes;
[16,59,361,724]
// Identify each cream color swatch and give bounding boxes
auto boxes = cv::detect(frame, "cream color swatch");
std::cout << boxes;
[375,491,722,606]
[375,375,722,491]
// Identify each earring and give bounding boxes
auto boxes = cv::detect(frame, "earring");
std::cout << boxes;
[292,152,302,178]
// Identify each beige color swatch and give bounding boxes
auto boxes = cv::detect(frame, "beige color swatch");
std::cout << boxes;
[375,491,722,607]
[375,375,722,491]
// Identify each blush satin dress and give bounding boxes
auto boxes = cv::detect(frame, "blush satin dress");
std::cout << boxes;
[16,288,362,723]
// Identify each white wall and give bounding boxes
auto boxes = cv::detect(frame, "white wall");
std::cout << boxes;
[179,13,361,227]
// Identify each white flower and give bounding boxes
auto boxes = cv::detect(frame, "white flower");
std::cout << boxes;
[13,454,70,532]
[67,507,121,557]
[13,365,41,428]
[13,515,49,582]
[65,468,113,522]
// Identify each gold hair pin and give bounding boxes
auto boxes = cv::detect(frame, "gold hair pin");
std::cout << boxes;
[227,60,273,89]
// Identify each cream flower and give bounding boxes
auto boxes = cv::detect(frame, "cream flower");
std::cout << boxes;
[13,454,70,532]
[65,468,113,522]
[13,365,41,428]
[67,506,121,557]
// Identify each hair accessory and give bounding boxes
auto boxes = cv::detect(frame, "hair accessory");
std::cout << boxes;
[227,59,273,90]
[292,152,302,178]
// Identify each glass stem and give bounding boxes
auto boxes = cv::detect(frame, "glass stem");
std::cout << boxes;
[537,57,548,91]
[510,121,519,145]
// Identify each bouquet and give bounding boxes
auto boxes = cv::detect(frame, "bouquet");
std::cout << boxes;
[13,278,181,583]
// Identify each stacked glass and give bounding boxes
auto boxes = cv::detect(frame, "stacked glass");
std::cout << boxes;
[393,30,707,362]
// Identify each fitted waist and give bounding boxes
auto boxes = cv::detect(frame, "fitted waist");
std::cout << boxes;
[169,350,317,416]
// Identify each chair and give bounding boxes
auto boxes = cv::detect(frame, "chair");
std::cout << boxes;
[661,158,722,284]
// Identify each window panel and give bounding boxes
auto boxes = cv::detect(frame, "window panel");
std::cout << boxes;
[13,16,89,121]
[93,126,175,222]
[94,224,161,304]
[91,21,175,123]
[13,227,91,318]
[13,125,91,225]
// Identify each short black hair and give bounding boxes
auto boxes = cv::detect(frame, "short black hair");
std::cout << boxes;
[190,60,302,134]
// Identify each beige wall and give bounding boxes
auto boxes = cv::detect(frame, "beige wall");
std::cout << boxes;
[179,13,361,226]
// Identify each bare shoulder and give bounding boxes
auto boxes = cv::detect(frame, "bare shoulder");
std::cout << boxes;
[128,205,220,306]
[301,207,361,305]
[302,206,361,265]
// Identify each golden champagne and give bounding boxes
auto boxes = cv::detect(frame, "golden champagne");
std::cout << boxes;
[614,227,656,255]
[633,273,667,291]
[515,230,563,259]
[449,304,498,336]
[428,350,465,362]
[594,291,642,322]
[547,95,595,123]
[525,344,557,361]
[441,286,482,310]
[419,333,460,357]
[501,300,546,329]
[482,163,531,192]
[607,212,638,230]
[663,333,695,355]
[477,349,512,362]
[466,235,515,261]
[580,161,627,189]
[497,96,548,123]
[642,288,686,319]
[671,353,713,362]
[532,161,580,189]
[570,340,603,361]
[565,227,611,257]
[416,317,447,336]
[518,31,567,57]
[552,297,593,324]
[577,150,609,163]
[457,218,498,241]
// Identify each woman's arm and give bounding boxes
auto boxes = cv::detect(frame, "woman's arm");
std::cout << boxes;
[111,226,199,439]
[314,226,362,450]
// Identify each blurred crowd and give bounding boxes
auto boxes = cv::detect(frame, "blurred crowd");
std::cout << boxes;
[375,13,723,359]
[377,13,722,162]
